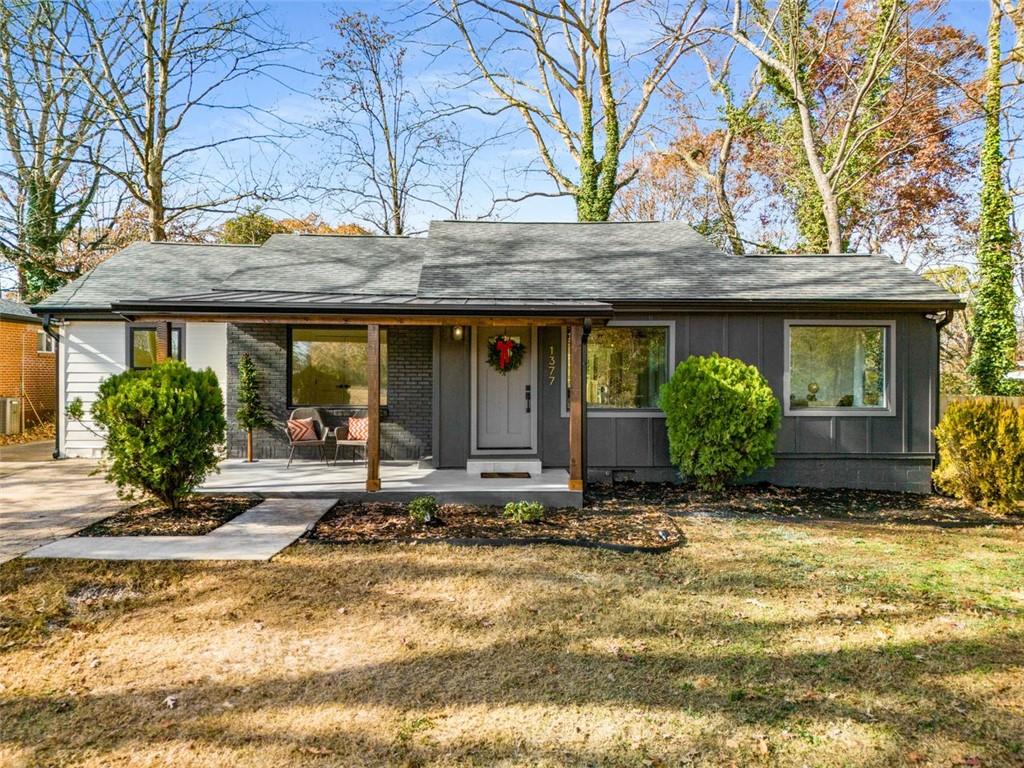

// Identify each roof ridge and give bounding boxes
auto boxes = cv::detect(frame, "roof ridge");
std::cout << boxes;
[144,240,261,247]
[432,219,666,225]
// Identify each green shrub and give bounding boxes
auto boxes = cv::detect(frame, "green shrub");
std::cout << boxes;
[91,360,226,509]
[408,496,439,524]
[659,353,781,492]
[503,500,545,523]
[933,399,1024,511]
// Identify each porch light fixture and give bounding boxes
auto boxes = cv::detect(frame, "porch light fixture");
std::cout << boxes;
[451,325,464,342]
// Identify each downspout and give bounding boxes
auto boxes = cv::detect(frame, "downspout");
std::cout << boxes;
[930,309,956,482]
[581,317,592,494]
[42,314,61,459]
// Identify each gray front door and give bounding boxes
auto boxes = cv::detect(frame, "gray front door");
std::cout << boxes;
[476,325,533,450]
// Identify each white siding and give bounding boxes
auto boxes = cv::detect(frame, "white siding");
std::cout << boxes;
[185,322,228,410]
[63,321,126,458]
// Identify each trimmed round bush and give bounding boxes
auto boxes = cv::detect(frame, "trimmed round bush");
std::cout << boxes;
[933,398,1024,511]
[660,353,780,491]
[91,360,226,509]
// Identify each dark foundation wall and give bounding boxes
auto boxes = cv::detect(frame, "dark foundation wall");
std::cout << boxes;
[225,323,433,460]
[537,311,940,494]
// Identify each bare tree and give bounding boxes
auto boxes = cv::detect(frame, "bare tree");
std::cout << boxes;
[64,0,296,241]
[439,0,708,221]
[0,0,108,300]
[318,11,448,235]
[662,49,763,253]
[317,11,503,234]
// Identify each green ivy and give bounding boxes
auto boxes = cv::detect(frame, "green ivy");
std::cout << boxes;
[968,8,1022,396]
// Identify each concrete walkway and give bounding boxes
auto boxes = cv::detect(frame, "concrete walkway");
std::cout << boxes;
[25,498,333,561]
[1,458,123,563]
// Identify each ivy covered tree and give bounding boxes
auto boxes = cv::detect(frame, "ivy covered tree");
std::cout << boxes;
[235,353,272,462]
[968,3,1022,395]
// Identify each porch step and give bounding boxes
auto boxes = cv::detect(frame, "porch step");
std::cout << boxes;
[466,458,543,476]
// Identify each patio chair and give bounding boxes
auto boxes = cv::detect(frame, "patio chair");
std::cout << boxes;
[333,415,369,465]
[286,407,329,468]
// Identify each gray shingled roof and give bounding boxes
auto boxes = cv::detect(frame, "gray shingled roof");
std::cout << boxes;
[0,297,41,323]
[224,233,424,295]
[419,221,960,305]
[34,241,254,311]
[34,221,963,314]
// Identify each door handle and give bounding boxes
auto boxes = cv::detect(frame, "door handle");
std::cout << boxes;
[525,384,531,414]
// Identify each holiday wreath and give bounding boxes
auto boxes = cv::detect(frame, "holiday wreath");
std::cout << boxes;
[486,334,526,374]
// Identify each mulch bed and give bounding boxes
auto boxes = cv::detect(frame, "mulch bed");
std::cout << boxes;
[75,495,261,537]
[587,482,1023,527]
[309,502,685,552]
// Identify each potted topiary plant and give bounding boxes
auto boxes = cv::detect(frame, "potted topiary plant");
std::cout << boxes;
[235,353,272,463]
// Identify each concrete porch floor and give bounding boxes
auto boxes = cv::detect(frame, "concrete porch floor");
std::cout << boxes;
[199,460,583,507]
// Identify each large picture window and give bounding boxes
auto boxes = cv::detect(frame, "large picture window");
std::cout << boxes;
[288,327,388,407]
[786,322,890,413]
[568,325,670,410]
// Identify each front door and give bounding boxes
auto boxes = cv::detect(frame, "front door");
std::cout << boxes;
[476,325,533,450]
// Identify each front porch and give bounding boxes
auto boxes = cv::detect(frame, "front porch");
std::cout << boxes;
[199,459,583,507]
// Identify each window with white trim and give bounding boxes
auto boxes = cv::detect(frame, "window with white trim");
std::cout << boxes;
[786,323,891,412]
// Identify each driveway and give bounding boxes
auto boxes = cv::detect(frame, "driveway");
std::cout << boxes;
[0,446,123,563]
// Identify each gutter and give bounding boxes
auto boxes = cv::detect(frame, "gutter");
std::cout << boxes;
[930,309,957,484]
[41,314,61,460]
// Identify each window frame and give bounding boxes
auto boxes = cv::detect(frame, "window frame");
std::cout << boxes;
[783,319,896,418]
[169,325,185,361]
[36,330,55,354]
[286,325,388,409]
[561,319,675,418]
[127,325,159,370]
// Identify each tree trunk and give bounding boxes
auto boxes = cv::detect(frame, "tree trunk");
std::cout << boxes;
[148,164,166,241]
[713,176,744,255]
[246,429,254,463]
[793,82,844,253]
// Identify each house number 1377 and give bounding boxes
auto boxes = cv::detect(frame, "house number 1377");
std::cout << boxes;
[547,345,557,385]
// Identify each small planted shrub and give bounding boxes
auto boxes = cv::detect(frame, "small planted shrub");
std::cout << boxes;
[408,495,439,524]
[503,500,545,523]
[933,399,1024,512]
[91,360,226,510]
[660,353,781,492]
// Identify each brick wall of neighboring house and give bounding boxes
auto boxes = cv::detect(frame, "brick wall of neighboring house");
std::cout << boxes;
[0,319,56,428]
[225,323,434,460]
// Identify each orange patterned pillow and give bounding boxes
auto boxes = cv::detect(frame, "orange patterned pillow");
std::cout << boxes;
[347,416,369,441]
[287,417,318,442]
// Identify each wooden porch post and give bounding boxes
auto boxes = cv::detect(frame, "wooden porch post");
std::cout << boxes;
[366,323,381,491]
[569,322,584,491]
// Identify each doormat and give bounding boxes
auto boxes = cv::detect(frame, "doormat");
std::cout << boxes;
[480,472,531,479]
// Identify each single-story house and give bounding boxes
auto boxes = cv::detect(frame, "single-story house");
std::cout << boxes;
[1,296,56,433]
[32,221,962,497]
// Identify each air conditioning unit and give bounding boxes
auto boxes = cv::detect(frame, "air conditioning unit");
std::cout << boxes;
[0,397,22,435]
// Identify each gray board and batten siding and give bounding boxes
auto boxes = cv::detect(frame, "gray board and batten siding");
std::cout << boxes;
[435,310,939,494]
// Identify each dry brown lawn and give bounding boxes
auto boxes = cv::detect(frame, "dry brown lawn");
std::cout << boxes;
[1,513,1023,767]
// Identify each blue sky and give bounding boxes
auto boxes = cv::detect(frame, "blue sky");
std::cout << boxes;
[192,0,995,238]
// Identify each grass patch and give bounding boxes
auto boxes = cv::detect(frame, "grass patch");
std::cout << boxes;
[1,501,1022,766]
[74,494,260,537]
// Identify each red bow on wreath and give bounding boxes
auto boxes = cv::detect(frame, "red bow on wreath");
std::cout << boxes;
[496,338,516,370]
